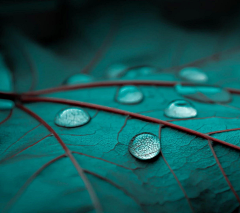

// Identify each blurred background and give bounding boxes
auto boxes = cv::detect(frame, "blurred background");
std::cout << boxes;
[1,0,240,92]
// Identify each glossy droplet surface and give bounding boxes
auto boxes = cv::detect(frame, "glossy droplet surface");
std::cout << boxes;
[179,67,208,83]
[129,133,161,160]
[0,99,14,110]
[116,85,143,104]
[164,99,197,118]
[55,107,90,127]
[65,74,93,85]
[175,84,231,103]
[107,64,127,79]
[124,66,157,79]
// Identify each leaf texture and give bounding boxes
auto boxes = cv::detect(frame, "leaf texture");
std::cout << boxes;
[1,1,240,213]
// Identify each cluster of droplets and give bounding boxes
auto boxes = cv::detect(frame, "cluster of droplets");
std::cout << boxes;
[52,66,231,161]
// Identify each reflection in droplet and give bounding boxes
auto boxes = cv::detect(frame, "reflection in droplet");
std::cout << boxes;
[0,99,14,110]
[65,74,93,85]
[179,67,208,83]
[175,84,231,103]
[129,132,161,160]
[107,64,127,79]
[55,107,90,127]
[116,85,143,104]
[164,99,197,118]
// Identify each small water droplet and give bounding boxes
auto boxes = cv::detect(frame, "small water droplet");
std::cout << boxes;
[179,67,208,83]
[107,64,127,79]
[116,85,143,104]
[0,99,14,110]
[175,84,231,103]
[55,107,90,127]
[124,66,157,79]
[65,74,93,85]
[129,132,161,160]
[164,99,197,118]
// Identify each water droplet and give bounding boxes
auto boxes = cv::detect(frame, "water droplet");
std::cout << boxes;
[179,67,208,83]
[0,99,14,110]
[129,133,161,160]
[116,85,143,104]
[0,53,14,110]
[55,107,90,127]
[65,74,93,85]
[164,99,197,118]
[124,66,157,79]
[107,64,127,79]
[175,84,231,103]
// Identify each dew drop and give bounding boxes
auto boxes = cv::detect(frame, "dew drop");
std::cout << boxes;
[64,74,93,85]
[179,67,208,83]
[116,85,143,104]
[0,99,14,110]
[175,84,231,103]
[107,64,127,79]
[124,66,157,79]
[164,99,197,118]
[55,107,90,127]
[129,133,161,160]
[0,53,14,110]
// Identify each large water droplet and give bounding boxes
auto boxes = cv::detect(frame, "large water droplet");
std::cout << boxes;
[55,107,90,127]
[179,67,208,83]
[175,84,231,103]
[164,99,197,118]
[65,74,93,85]
[129,133,161,160]
[116,85,143,104]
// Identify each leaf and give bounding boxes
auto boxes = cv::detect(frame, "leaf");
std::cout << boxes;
[1,1,240,213]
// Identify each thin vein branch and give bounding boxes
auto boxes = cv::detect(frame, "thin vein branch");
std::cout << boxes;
[2,154,66,213]
[1,134,52,163]
[72,151,132,170]
[81,15,119,74]
[207,128,240,135]
[207,140,240,204]
[165,44,240,71]
[83,169,147,213]
[17,104,102,213]
[2,123,41,155]
[0,109,13,126]
[159,125,194,213]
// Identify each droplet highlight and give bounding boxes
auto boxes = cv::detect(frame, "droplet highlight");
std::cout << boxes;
[179,67,208,83]
[116,85,143,104]
[55,107,90,127]
[129,133,161,160]
[164,99,197,118]
[175,84,231,103]
[65,74,93,85]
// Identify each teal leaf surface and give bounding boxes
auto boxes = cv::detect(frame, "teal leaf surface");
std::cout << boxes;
[1,1,240,213]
